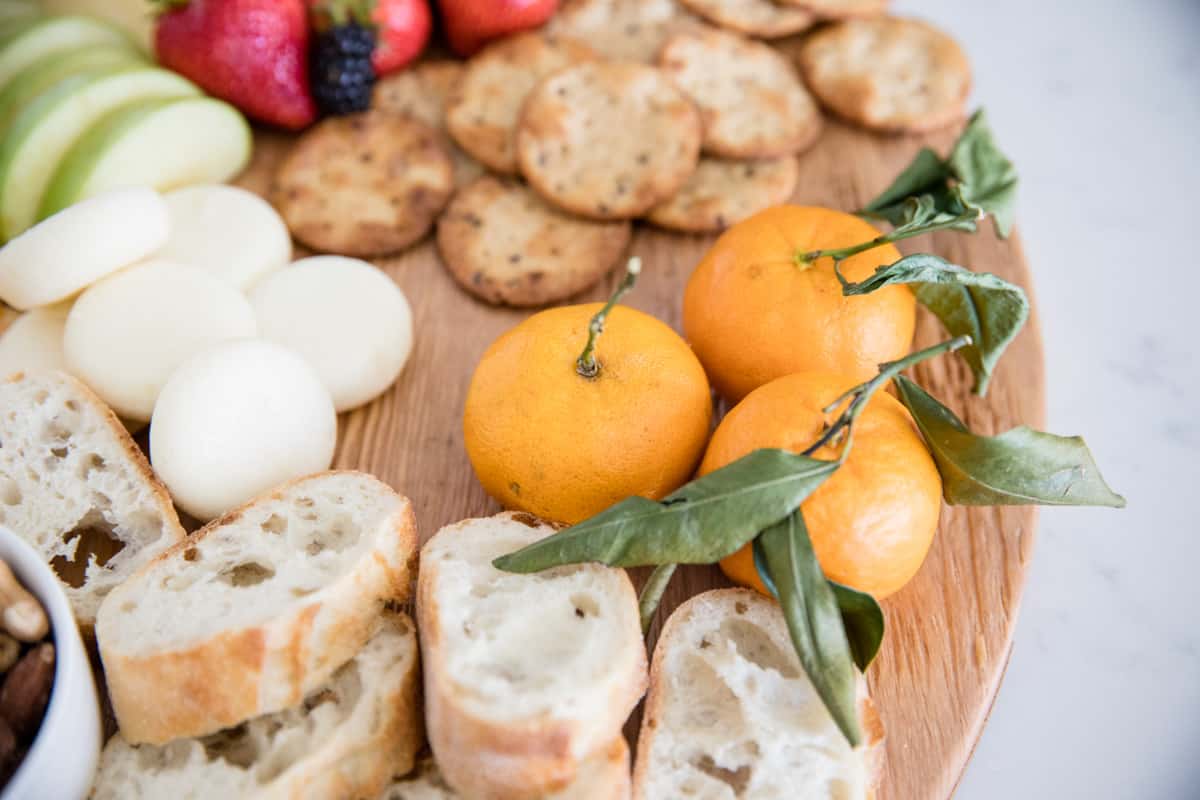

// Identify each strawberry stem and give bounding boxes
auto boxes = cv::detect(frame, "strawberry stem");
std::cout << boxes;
[313,0,377,28]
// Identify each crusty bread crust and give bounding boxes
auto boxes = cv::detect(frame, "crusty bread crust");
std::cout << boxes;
[632,588,885,799]
[4,370,179,522]
[560,738,632,800]
[381,738,630,799]
[861,686,886,798]
[0,370,186,625]
[93,611,423,800]
[260,613,424,800]
[417,512,646,800]
[97,470,418,745]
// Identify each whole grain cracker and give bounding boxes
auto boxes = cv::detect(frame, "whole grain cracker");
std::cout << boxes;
[273,111,453,257]
[780,0,889,20]
[660,28,823,158]
[372,61,484,187]
[678,0,814,39]
[545,0,702,62]
[516,62,701,220]
[437,176,631,307]
[797,17,971,133]
[445,33,596,175]
[647,156,799,233]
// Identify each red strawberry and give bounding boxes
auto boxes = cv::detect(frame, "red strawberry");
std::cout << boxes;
[436,0,557,57]
[371,0,431,76]
[155,0,317,130]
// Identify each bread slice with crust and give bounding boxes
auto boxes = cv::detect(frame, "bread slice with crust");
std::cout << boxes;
[92,610,423,800]
[417,512,647,800]
[0,369,185,625]
[633,588,884,799]
[380,739,631,800]
[96,471,418,744]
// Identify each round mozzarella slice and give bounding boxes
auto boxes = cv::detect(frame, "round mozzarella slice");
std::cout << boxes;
[159,185,291,290]
[249,256,413,412]
[0,303,69,377]
[0,187,168,309]
[64,259,257,421]
[150,338,337,521]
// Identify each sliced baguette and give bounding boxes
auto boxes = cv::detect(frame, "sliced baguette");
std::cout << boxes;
[0,369,185,625]
[92,610,423,800]
[633,588,884,799]
[417,512,647,800]
[96,470,418,744]
[380,739,631,800]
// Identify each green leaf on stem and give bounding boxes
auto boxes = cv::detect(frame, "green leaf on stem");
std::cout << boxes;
[859,109,1017,238]
[861,147,949,216]
[948,110,1018,237]
[494,339,971,578]
[894,375,1126,507]
[838,254,1030,395]
[883,193,978,235]
[492,449,840,573]
[830,581,885,670]
[753,511,865,746]
[753,550,885,673]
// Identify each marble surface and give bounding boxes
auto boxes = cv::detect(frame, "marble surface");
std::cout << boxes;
[890,1,1200,797]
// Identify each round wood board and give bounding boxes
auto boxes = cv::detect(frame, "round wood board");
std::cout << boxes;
[238,116,1043,800]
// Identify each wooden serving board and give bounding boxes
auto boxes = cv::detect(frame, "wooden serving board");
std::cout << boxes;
[238,118,1043,800]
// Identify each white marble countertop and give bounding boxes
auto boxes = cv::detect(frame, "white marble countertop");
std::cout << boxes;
[890,1,1199,796]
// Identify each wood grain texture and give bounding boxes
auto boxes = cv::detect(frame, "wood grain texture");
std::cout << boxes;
[238,117,1044,800]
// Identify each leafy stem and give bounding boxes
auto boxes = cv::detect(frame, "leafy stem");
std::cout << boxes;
[831,254,1031,395]
[576,257,641,379]
[793,109,1016,272]
[802,335,973,460]
[795,208,983,268]
[638,564,676,633]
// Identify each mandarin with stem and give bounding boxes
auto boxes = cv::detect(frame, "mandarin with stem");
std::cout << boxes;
[701,370,942,599]
[464,260,713,525]
[682,205,916,402]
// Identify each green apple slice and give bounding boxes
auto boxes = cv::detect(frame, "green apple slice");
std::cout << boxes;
[0,64,198,240]
[0,1,39,26]
[41,0,153,52]
[0,45,143,132]
[41,97,252,217]
[0,16,133,92]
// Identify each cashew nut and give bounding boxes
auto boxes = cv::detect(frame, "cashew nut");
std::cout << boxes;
[0,561,47,643]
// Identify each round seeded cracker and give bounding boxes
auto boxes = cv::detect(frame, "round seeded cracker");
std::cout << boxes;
[678,0,814,39]
[372,61,484,187]
[660,28,823,158]
[445,33,597,175]
[437,176,631,307]
[372,60,462,127]
[273,111,454,257]
[780,0,889,20]
[545,0,702,62]
[516,62,702,220]
[647,156,799,233]
[797,17,971,133]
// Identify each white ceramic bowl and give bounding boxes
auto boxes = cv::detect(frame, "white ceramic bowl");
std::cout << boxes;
[0,527,100,800]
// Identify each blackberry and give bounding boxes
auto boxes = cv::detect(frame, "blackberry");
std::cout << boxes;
[310,18,377,116]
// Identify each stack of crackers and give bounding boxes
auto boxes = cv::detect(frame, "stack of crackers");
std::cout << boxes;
[271,0,972,308]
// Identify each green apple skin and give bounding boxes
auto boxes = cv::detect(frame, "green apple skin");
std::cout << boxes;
[41,0,153,52]
[41,96,253,218]
[0,44,143,133]
[0,16,132,93]
[0,64,198,240]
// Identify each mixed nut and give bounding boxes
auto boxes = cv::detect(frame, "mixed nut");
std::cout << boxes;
[0,559,53,786]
